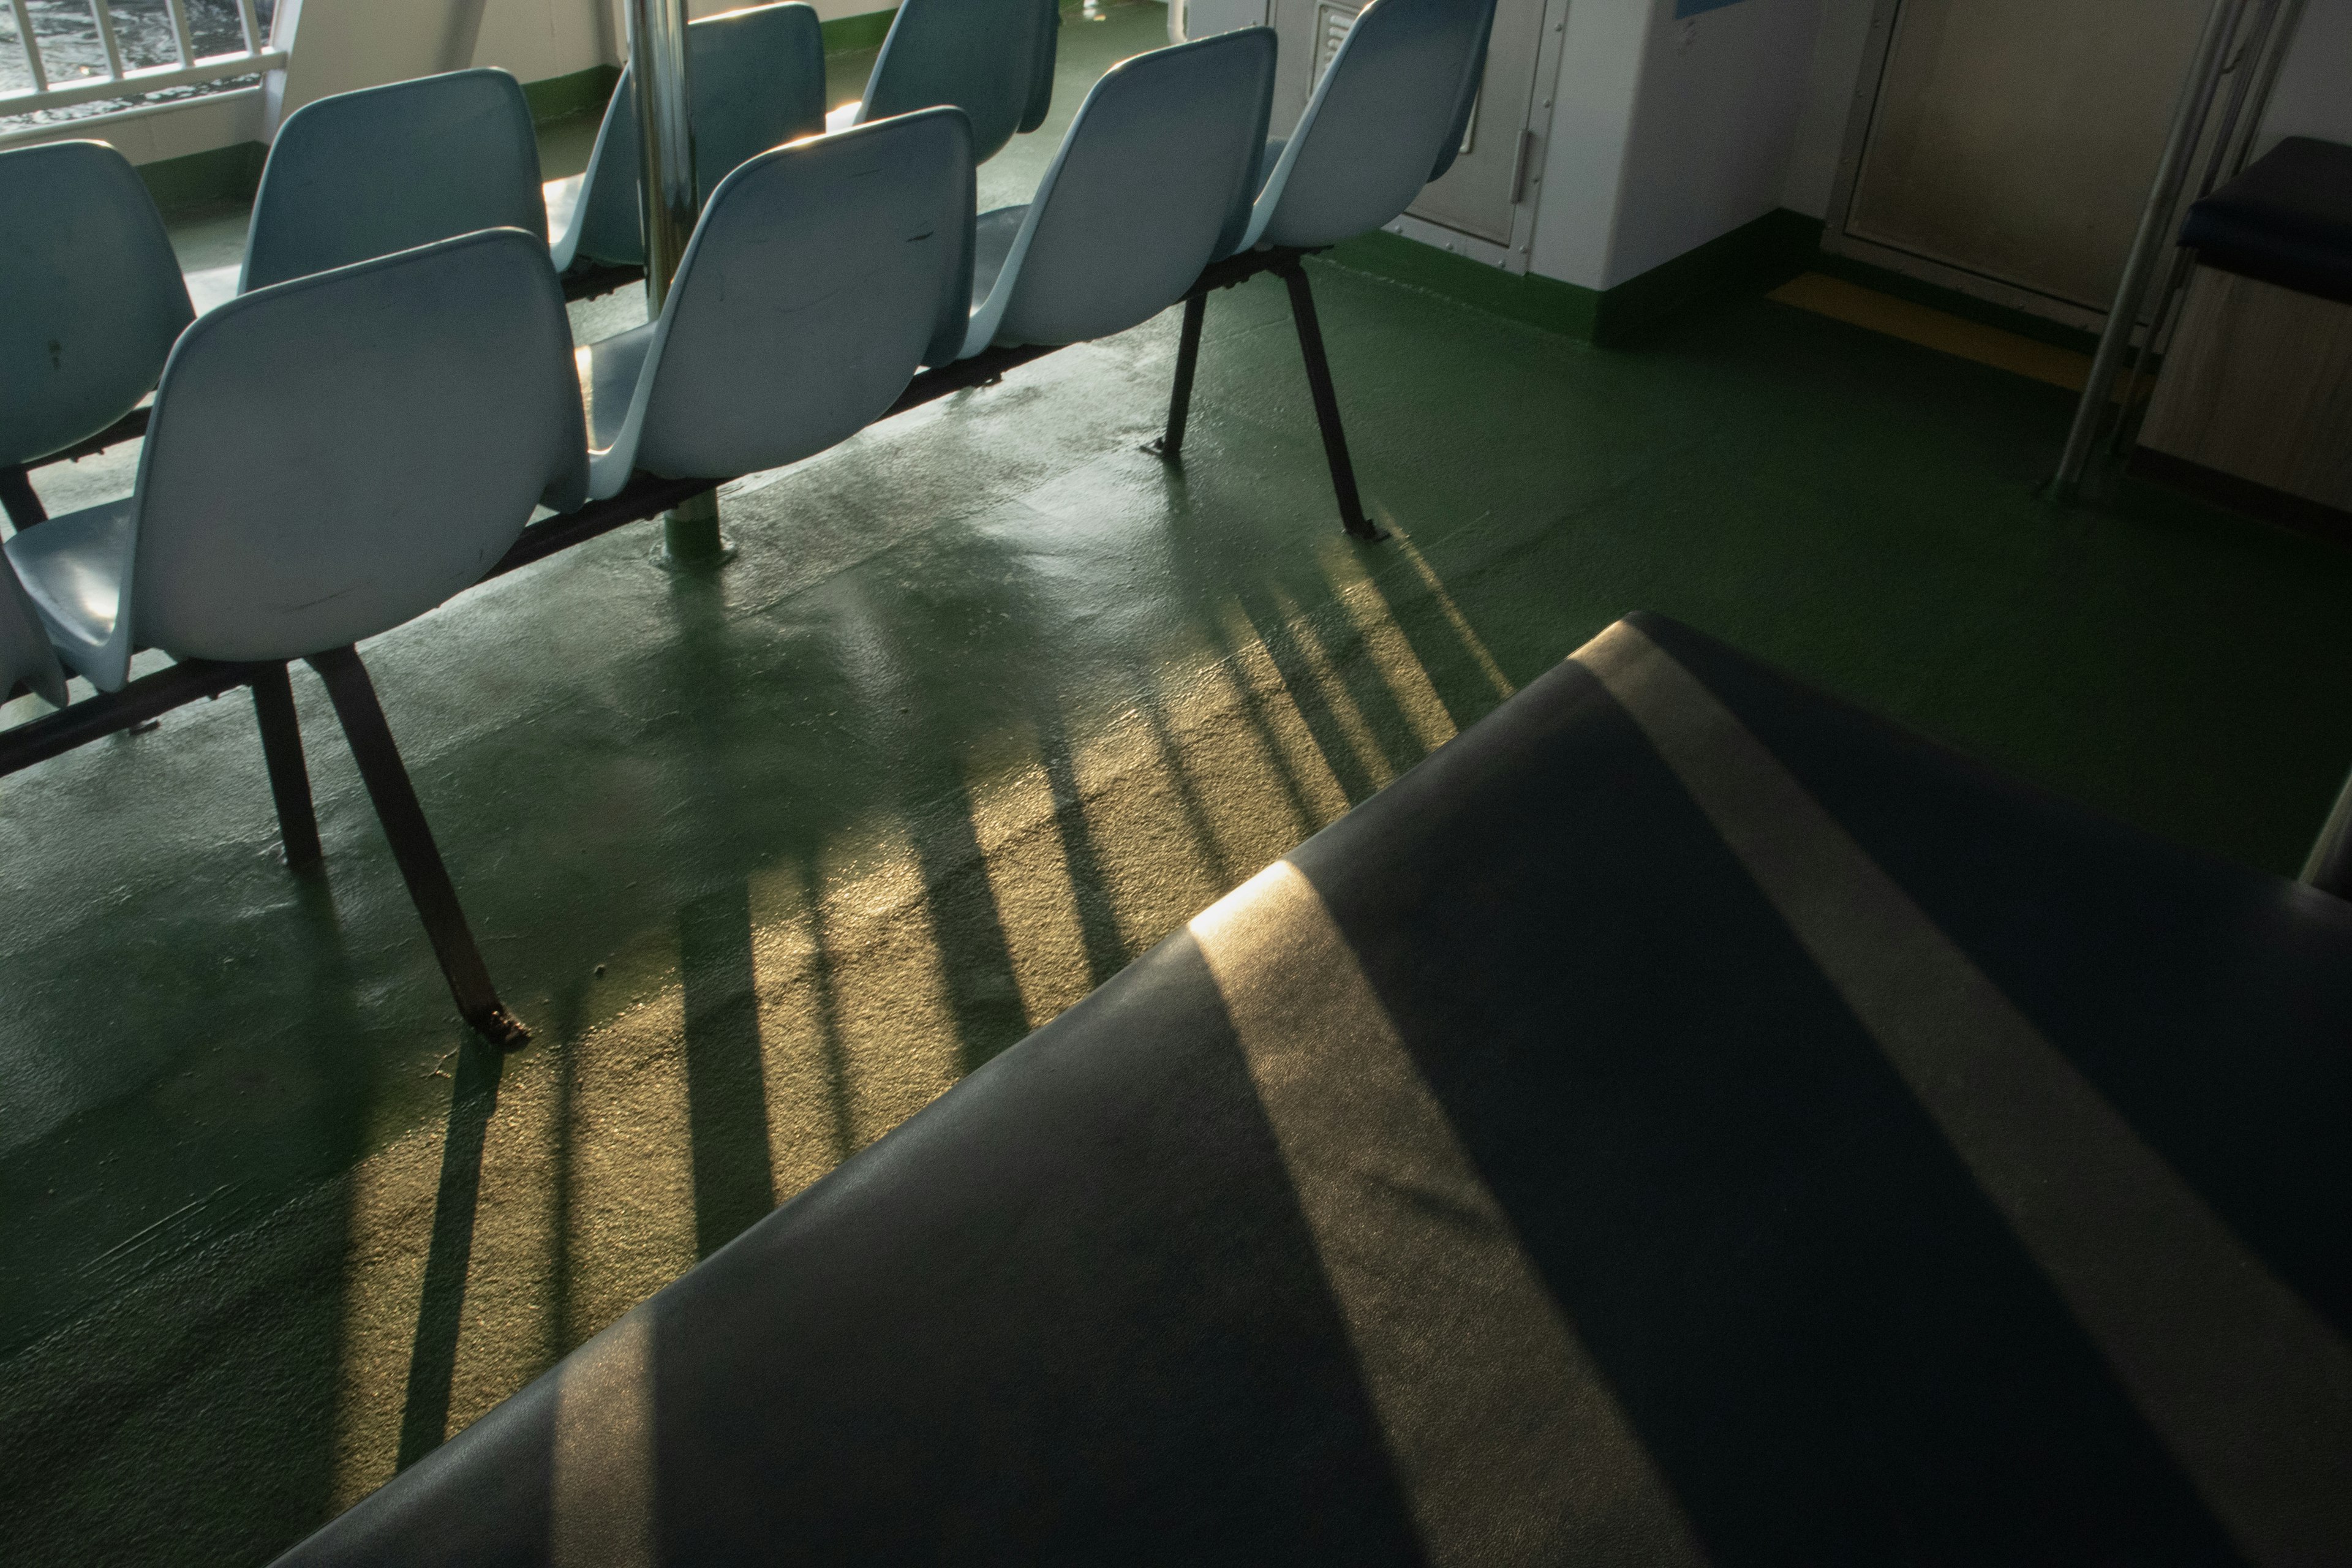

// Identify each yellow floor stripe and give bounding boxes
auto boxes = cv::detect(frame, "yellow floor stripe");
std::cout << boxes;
[1574,621,2352,1566]
[1769,272,2094,393]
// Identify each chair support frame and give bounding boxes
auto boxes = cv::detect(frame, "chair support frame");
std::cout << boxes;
[0,249,1390,1044]
[1153,246,1382,542]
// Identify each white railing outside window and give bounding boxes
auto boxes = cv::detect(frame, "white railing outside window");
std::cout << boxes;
[2,0,284,127]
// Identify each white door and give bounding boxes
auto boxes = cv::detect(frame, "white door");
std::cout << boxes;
[1836,0,2217,315]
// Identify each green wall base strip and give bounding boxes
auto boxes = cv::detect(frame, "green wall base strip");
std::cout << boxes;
[1327,208,1823,347]
[822,9,897,53]
[524,64,620,125]
[137,140,266,213]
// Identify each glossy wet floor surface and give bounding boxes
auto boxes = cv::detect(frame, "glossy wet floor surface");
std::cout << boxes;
[6,6,2352,1562]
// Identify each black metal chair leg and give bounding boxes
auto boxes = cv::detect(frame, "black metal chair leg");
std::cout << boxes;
[304,646,530,1049]
[0,464,46,530]
[250,662,322,868]
[1275,256,1384,541]
[1150,291,1208,459]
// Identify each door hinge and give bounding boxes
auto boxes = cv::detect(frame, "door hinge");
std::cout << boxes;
[1510,130,1539,205]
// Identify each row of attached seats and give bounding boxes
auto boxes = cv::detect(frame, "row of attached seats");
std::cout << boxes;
[0,0,1496,1042]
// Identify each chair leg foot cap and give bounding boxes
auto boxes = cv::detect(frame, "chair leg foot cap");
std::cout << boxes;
[470,1006,532,1050]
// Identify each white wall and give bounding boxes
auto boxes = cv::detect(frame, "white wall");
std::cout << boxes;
[1605,0,1823,282]
[1527,0,1825,291]
[1780,0,1871,216]
[0,81,266,161]
[2258,0,2352,153]
[1527,0,1650,288]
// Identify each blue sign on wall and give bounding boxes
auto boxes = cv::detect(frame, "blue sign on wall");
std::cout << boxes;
[1674,0,1751,15]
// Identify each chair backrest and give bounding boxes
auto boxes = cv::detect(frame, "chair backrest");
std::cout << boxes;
[560,2,827,270]
[0,141,193,469]
[606,108,974,487]
[858,0,1060,165]
[130,229,586,665]
[970,29,1276,356]
[1253,0,1498,252]
[0,554,67,708]
[241,69,546,293]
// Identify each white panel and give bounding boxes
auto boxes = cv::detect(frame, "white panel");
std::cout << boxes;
[1602,0,1822,288]
[1174,0,1268,42]
[2258,0,2352,154]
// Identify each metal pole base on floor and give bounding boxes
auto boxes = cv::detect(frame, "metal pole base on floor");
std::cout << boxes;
[305,646,531,1049]
[663,488,732,568]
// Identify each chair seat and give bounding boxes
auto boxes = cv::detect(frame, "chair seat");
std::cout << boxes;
[3,497,134,691]
[582,322,657,463]
[541,174,586,257]
[2180,135,2352,306]
[272,612,2352,1565]
[967,205,1027,320]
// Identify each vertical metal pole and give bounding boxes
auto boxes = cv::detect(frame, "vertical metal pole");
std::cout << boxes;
[88,0,126,81]
[165,0,195,67]
[621,0,726,564]
[2053,0,2244,497]
[2227,0,2309,181]
[2111,0,2282,451]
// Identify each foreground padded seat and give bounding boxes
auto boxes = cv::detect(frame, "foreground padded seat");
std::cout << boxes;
[2178,135,2352,306]
[0,141,194,530]
[241,69,548,293]
[7,229,587,1044]
[274,612,2352,1564]
[1155,0,1498,538]
[826,0,1059,165]
[546,1,827,273]
[954,28,1275,361]
[580,108,974,501]
[2137,135,2352,518]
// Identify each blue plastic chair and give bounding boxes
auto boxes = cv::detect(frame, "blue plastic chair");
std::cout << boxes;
[241,69,548,293]
[6,228,587,1044]
[831,0,1059,165]
[0,141,192,530]
[0,556,67,708]
[547,1,827,273]
[1232,0,1497,255]
[957,29,1276,360]
[581,108,974,501]
[1157,0,1498,539]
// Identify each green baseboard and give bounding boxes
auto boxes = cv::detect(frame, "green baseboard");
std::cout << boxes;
[1326,208,1822,347]
[822,9,897,52]
[137,141,266,213]
[524,64,620,124]
[1324,230,1601,339]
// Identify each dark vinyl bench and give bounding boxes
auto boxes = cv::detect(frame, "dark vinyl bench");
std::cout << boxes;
[2139,135,2352,522]
[274,612,2352,1566]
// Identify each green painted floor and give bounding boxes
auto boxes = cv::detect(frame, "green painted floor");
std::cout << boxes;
[6,4,2352,1562]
